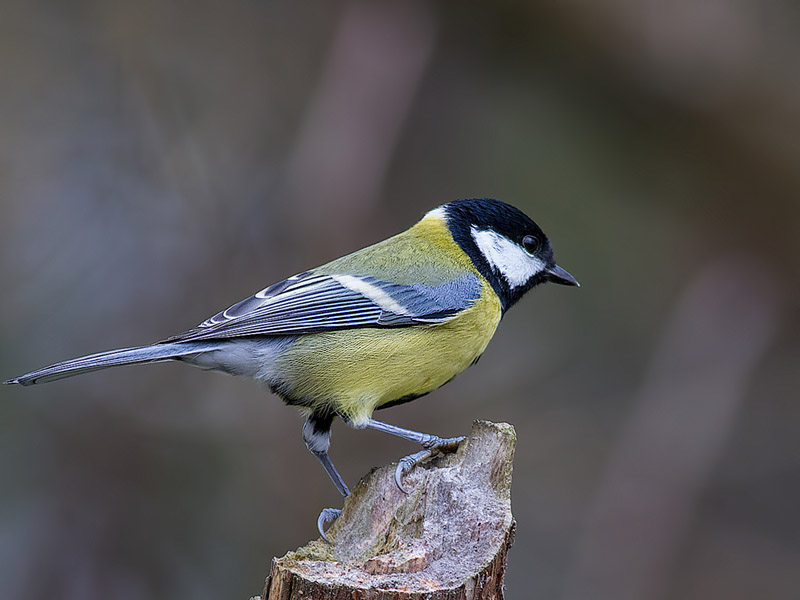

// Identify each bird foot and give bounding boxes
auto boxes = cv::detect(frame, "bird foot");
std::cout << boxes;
[395,435,466,493]
[317,507,342,543]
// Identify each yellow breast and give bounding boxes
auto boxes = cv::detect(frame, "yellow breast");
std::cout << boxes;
[273,280,501,426]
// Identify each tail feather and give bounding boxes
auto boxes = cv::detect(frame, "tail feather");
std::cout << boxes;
[4,341,224,386]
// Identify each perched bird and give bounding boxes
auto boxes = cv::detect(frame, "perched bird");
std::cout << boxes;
[4,198,578,540]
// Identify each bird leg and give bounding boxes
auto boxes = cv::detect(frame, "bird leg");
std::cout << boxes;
[364,418,465,493]
[303,414,350,542]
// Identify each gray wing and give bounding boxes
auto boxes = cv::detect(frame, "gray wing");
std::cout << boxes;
[164,271,482,343]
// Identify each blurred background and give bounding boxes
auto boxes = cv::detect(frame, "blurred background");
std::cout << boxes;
[1,1,798,599]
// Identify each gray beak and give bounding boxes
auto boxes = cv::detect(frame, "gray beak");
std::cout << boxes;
[546,264,579,287]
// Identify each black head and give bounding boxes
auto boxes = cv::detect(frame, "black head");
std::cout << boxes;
[434,198,578,311]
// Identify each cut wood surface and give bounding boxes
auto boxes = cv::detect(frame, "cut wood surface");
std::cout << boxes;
[261,420,517,600]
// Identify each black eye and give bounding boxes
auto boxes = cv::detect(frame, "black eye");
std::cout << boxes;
[522,235,540,255]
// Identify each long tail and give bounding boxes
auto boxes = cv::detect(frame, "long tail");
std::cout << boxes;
[3,341,225,386]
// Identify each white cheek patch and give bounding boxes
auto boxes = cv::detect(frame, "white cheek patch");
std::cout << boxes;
[471,227,546,288]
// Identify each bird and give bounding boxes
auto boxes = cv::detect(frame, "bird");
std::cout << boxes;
[4,198,578,540]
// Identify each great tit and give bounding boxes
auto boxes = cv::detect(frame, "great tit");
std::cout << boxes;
[5,198,578,539]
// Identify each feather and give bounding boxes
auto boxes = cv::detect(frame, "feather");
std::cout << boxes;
[165,272,481,343]
[5,341,224,386]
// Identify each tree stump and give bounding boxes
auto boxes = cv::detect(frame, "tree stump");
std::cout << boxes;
[261,420,516,600]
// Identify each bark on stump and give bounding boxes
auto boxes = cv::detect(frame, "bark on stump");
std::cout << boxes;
[262,420,516,600]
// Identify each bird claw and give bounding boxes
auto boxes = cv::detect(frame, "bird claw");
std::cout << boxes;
[317,507,342,543]
[394,435,466,493]
[394,450,433,493]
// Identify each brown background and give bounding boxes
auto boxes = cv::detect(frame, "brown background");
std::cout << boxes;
[1,2,799,599]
